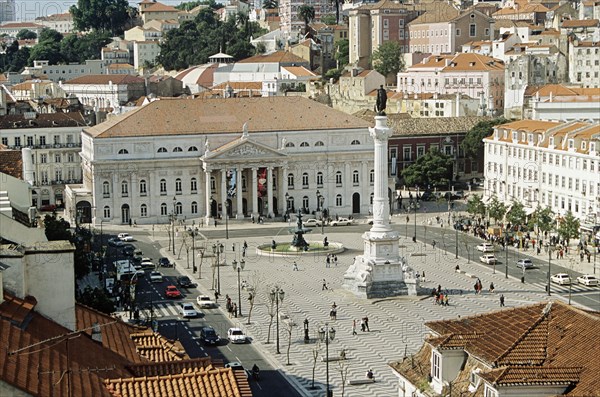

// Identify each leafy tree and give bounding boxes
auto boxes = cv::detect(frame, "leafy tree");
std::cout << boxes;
[529,206,554,234]
[77,287,116,314]
[38,28,63,44]
[487,197,507,224]
[371,41,404,81]
[16,29,37,40]
[263,0,278,9]
[254,41,266,54]
[298,5,315,35]
[70,0,132,35]
[44,214,73,241]
[320,14,336,25]
[176,0,204,10]
[505,200,526,228]
[59,30,111,63]
[335,38,349,68]
[28,29,64,65]
[401,149,453,189]
[466,194,486,218]
[557,211,580,245]
[461,118,507,160]
[325,67,342,81]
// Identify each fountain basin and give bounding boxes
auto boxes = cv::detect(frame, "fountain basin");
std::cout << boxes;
[256,241,344,257]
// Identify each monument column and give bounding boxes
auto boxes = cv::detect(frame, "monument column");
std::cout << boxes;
[370,116,393,234]
[204,170,212,221]
[221,169,227,218]
[267,166,274,217]
[236,167,244,219]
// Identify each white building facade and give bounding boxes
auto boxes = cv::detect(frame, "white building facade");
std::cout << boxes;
[483,119,600,223]
[75,97,377,225]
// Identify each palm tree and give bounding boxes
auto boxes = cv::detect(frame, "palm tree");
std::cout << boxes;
[298,5,315,35]
[263,0,278,9]
[331,0,340,24]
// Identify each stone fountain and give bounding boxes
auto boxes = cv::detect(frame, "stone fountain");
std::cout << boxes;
[289,210,310,251]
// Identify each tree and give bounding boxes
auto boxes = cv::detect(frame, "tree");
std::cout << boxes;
[466,194,486,218]
[298,5,315,35]
[70,0,131,35]
[59,30,111,63]
[254,41,267,54]
[44,214,72,241]
[38,28,63,44]
[461,118,507,160]
[285,315,295,365]
[487,197,507,224]
[266,291,276,344]
[505,200,526,228]
[371,41,404,81]
[320,14,336,25]
[335,38,349,68]
[77,287,115,314]
[262,0,278,9]
[529,206,554,234]
[337,359,350,397]
[558,211,580,245]
[16,29,37,40]
[311,342,320,389]
[331,0,341,24]
[401,149,453,189]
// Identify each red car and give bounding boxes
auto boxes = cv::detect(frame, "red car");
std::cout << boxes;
[165,285,182,299]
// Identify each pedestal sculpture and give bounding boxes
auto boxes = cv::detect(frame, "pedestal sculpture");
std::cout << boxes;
[343,115,418,298]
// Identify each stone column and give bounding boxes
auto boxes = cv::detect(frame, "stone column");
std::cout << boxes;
[251,167,259,216]
[370,116,393,234]
[204,170,212,221]
[267,166,274,217]
[362,161,369,214]
[282,165,288,213]
[221,169,227,218]
[236,167,244,219]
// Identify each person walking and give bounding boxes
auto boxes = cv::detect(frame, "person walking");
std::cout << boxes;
[326,254,331,268]
[500,294,505,307]
[293,261,299,271]
[352,319,357,335]
[364,316,370,331]
[322,279,328,290]
[334,255,338,266]
[360,318,366,332]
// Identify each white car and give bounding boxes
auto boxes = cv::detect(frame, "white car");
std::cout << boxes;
[576,274,598,286]
[551,273,571,285]
[476,243,495,252]
[118,233,134,242]
[479,254,497,264]
[140,260,155,269]
[179,302,198,318]
[196,295,217,308]
[149,271,163,283]
[227,327,247,344]
[330,218,354,226]
[303,218,322,227]
[516,259,534,269]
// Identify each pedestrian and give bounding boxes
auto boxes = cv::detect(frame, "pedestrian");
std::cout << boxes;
[364,316,370,331]
[214,291,220,301]
[422,271,426,283]
[366,368,374,380]
[214,219,218,227]
[500,294,505,307]
[293,261,299,271]
[326,255,331,268]
[443,295,449,306]
[360,318,366,332]
[352,319,357,335]
[233,303,238,318]
[322,279,328,290]
[489,282,495,293]
[432,240,436,249]
[334,255,338,266]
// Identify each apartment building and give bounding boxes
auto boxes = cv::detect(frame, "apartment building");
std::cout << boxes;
[568,40,600,88]
[279,0,337,34]
[525,84,600,121]
[34,12,74,34]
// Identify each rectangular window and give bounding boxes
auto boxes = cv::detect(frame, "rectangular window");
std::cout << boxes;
[1,137,7,146]
[14,137,21,147]
[140,206,147,217]
[469,24,476,37]
[456,28,461,36]
[27,136,34,146]
[67,153,74,162]
[55,154,61,163]
[403,147,411,161]
[432,352,441,380]
[40,154,47,163]
[417,146,425,157]
[317,173,323,187]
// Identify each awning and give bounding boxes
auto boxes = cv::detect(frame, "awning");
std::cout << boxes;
[525,207,536,216]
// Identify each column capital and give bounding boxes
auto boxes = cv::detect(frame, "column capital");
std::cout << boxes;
[369,115,392,142]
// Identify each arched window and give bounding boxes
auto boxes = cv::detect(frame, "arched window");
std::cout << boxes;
[353,170,359,185]
[160,203,167,215]
[157,147,167,153]
[286,195,294,211]
[102,181,110,198]
[285,141,295,148]
[191,201,198,214]
[103,205,111,218]
[188,146,198,152]
[173,147,183,152]
[160,179,167,194]
[336,194,343,206]
[302,172,309,188]
[302,196,309,209]
[369,169,375,185]
[335,171,343,186]
[300,141,309,147]
[315,141,324,147]
[287,173,294,188]
[140,204,147,217]
[210,176,216,191]
[121,181,128,197]
[190,177,197,192]
[175,178,182,194]
[316,172,323,187]
[139,179,147,195]
[118,148,128,154]
[175,202,182,215]
[351,140,360,145]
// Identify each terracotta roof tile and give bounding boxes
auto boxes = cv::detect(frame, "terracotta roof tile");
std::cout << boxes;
[562,19,599,28]
[0,150,23,179]
[408,2,459,25]
[0,294,36,327]
[0,112,86,129]
[237,51,307,64]
[479,366,583,386]
[127,357,220,377]
[143,2,178,12]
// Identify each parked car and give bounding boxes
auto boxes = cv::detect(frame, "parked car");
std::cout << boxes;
[476,243,495,253]
[330,218,354,226]
[140,260,155,269]
[200,326,221,345]
[158,257,173,267]
[177,276,196,288]
[516,259,534,269]
[576,275,598,286]
[197,295,217,308]
[122,245,136,256]
[303,218,322,227]
[108,238,124,247]
[121,235,135,242]
[165,285,182,299]
[179,302,198,318]
[551,273,571,285]
[149,271,163,283]
[227,327,247,344]
[479,254,497,264]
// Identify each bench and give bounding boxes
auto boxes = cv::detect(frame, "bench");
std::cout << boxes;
[321,356,345,362]
[347,379,375,385]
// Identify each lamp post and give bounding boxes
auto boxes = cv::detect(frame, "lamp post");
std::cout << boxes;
[318,324,336,397]
[212,242,224,294]
[317,191,325,234]
[225,201,229,240]
[452,211,458,259]
[269,286,285,354]
[188,223,199,272]
[232,257,245,317]
[170,197,177,254]
[303,318,309,343]
[316,189,321,212]
[547,244,555,296]
[504,230,509,279]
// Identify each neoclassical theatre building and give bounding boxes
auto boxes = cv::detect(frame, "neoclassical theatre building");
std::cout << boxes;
[69,97,378,225]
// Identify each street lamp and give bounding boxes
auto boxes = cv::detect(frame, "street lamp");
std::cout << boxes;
[317,191,325,234]
[318,323,336,397]
[232,257,245,317]
[452,212,458,259]
[316,190,321,212]
[225,200,229,240]
[170,196,177,254]
[188,224,199,272]
[504,230,510,279]
[212,242,224,294]
[269,286,285,354]
[303,318,309,343]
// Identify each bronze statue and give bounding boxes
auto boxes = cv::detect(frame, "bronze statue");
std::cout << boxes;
[375,85,387,115]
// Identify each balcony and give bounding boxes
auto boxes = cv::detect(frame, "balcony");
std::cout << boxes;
[6,142,82,150]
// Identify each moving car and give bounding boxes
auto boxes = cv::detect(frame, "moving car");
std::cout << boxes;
[516,259,534,269]
[551,273,571,285]
[303,218,322,227]
[140,260,155,269]
[200,326,220,345]
[177,276,196,288]
[179,302,198,318]
[149,271,163,283]
[476,243,495,253]
[165,285,182,299]
[108,238,124,247]
[227,327,247,344]
[159,257,173,267]
[118,233,135,242]
[330,218,353,226]
[479,254,497,264]
[225,362,250,379]
[197,295,217,308]
[576,274,599,286]
[122,244,136,256]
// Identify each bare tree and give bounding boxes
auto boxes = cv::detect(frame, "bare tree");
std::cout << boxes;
[311,342,320,389]
[179,232,191,264]
[246,271,262,325]
[337,359,350,397]
[266,292,275,344]
[285,315,295,365]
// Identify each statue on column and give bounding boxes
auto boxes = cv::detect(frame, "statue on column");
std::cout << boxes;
[375,85,387,115]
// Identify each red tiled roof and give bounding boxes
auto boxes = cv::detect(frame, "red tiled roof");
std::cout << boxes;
[0,113,86,129]
[237,51,307,64]
[0,294,36,326]
[0,150,24,179]
[561,19,599,28]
